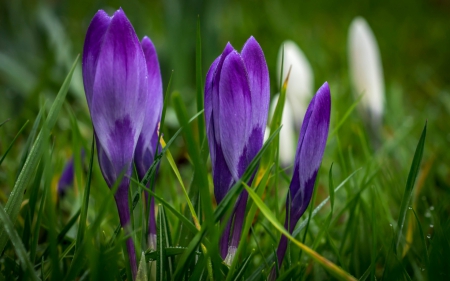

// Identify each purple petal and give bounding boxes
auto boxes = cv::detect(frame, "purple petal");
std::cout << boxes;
[57,157,74,197]
[211,43,235,151]
[276,82,331,269]
[241,36,270,137]
[90,9,148,179]
[204,56,220,166]
[217,51,252,180]
[134,36,163,179]
[82,10,111,107]
[291,82,331,208]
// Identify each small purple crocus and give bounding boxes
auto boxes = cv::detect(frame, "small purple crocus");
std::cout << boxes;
[57,150,85,198]
[83,8,148,278]
[205,36,269,264]
[274,82,331,275]
[133,36,163,251]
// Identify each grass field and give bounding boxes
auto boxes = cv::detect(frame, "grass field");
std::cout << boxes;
[0,0,449,280]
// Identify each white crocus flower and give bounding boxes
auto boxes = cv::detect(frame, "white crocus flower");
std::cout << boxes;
[348,17,385,129]
[277,40,314,128]
[270,40,313,166]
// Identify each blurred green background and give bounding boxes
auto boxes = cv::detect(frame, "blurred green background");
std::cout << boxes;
[1,0,450,279]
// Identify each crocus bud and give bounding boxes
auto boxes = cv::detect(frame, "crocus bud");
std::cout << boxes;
[134,36,163,251]
[275,82,331,273]
[57,150,85,198]
[83,8,148,278]
[205,36,269,262]
[277,40,314,128]
[348,17,385,133]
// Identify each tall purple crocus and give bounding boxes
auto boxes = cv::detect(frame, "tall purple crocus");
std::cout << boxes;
[82,8,148,278]
[133,36,163,251]
[205,36,269,264]
[274,82,331,275]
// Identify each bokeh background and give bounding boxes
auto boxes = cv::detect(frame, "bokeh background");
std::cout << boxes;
[0,0,449,279]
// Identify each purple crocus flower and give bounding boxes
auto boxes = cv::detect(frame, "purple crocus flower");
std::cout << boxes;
[57,157,75,198]
[133,36,163,251]
[82,8,148,278]
[205,36,269,263]
[275,82,331,274]
[57,150,85,198]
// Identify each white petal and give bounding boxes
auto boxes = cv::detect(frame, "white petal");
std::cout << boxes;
[348,17,385,124]
[277,40,314,127]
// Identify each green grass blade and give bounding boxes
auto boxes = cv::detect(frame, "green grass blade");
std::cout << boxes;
[243,183,357,281]
[0,55,79,252]
[75,136,94,253]
[195,16,205,145]
[16,108,43,180]
[0,202,40,281]
[22,160,44,251]
[0,120,29,166]
[172,92,213,224]
[396,122,427,254]
[41,208,80,259]
[156,205,166,281]
[328,94,363,139]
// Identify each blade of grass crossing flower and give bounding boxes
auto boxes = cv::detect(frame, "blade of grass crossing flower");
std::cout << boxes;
[293,168,361,237]
[247,169,361,280]
[243,183,357,281]
[395,122,427,255]
[0,55,79,253]
[172,92,213,224]
[140,109,204,188]
[0,202,40,281]
[162,141,200,228]
[214,126,282,222]
[225,164,273,281]
[0,120,29,166]
[130,177,198,234]
[75,136,94,253]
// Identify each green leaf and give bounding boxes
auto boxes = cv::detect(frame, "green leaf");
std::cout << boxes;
[0,120,29,166]
[243,183,357,281]
[396,122,427,254]
[75,136,95,253]
[0,55,79,252]
[0,202,40,281]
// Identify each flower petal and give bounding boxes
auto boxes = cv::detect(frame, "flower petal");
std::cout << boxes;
[217,51,252,180]
[277,40,314,127]
[134,36,163,179]
[82,10,111,107]
[348,17,385,123]
[241,36,270,136]
[204,56,220,166]
[90,8,148,177]
[290,82,331,221]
